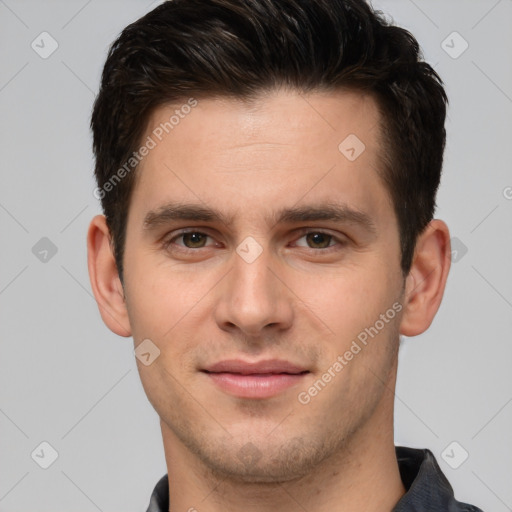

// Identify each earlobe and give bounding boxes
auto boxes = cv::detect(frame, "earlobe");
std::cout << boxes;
[399,220,451,337]
[87,215,132,337]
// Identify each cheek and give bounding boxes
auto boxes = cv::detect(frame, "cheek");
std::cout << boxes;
[123,259,215,369]
[123,266,181,342]
[304,265,401,403]
[298,262,395,339]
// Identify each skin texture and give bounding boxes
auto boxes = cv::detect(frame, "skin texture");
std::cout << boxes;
[87,89,451,512]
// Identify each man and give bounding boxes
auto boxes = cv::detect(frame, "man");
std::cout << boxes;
[87,0,484,510]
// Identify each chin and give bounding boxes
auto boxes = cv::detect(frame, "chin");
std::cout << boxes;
[206,456,310,484]
[191,433,340,484]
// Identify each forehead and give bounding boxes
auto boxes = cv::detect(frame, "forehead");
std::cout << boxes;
[131,89,392,226]
[144,88,383,161]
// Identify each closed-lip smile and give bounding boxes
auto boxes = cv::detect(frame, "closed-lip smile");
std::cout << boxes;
[202,359,310,399]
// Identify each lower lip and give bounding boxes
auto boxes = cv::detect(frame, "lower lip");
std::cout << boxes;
[204,372,308,399]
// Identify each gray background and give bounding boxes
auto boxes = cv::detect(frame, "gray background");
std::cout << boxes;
[0,0,511,510]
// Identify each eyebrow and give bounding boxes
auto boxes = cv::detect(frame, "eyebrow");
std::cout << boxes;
[143,201,377,235]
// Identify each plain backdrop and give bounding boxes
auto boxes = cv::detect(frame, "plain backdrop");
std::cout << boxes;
[1,0,511,511]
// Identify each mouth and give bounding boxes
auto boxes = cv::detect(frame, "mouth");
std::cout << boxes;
[201,359,310,399]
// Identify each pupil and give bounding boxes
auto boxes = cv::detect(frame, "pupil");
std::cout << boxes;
[185,233,204,247]
[308,233,330,248]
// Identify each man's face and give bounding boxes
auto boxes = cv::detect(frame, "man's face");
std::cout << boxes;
[122,89,406,481]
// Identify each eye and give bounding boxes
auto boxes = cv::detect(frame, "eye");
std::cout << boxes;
[164,231,214,250]
[294,231,344,250]
[162,229,346,254]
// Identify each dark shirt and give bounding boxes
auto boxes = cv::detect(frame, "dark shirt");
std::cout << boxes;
[145,446,484,511]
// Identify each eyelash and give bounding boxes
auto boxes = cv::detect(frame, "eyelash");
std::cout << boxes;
[162,229,347,253]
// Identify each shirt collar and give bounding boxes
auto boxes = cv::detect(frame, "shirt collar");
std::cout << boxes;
[146,446,482,512]
[392,446,482,511]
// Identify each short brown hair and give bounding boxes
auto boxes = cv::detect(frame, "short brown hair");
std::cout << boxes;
[91,0,448,283]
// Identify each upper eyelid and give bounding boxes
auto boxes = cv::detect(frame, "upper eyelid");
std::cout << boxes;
[291,230,347,248]
[165,228,345,247]
[165,229,216,246]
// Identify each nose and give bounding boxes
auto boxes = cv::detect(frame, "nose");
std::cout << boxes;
[213,244,294,338]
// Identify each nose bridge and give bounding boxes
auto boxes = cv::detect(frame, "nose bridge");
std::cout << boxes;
[215,239,292,334]
[234,242,273,298]
[232,240,275,310]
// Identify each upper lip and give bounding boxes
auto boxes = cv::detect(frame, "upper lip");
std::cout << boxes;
[202,359,309,375]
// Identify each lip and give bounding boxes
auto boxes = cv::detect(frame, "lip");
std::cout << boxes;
[202,359,310,399]
[204,359,308,374]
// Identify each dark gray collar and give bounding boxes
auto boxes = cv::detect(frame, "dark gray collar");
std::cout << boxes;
[392,447,483,511]
[146,446,484,512]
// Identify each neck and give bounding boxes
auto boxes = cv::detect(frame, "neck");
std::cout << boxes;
[161,370,405,512]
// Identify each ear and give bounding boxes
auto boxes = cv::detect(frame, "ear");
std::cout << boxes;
[399,219,451,337]
[87,215,131,337]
